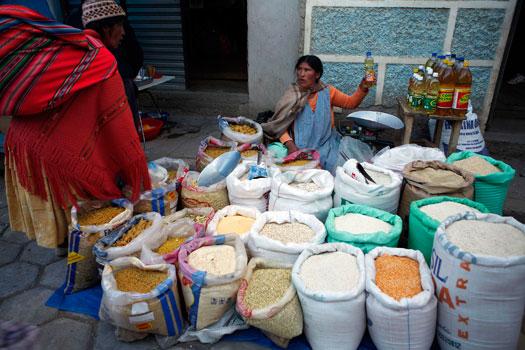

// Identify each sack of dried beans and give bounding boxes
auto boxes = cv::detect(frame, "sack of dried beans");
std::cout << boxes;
[141,220,196,265]
[195,136,237,172]
[93,212,163,265]
[163,207,215,236]
[64,199,133,294]
[365,247,437,350]
[178,234,248,330]
[247,210,326,264]
[99,257,184,336]
[236,258,303,348]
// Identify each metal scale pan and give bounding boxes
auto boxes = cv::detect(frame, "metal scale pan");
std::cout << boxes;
[346,111,404,131]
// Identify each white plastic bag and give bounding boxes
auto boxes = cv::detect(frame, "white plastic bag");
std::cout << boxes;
[247,211,326,264]
[371,144,446,174]
[333,159,402,213]
[226,163,271,213]
[206,205,261,244]
[148,161,168,188]
[365,247,437,350]
[140,220,196,265]
[337,136,374,166]
[268,169,334,222]
[99,257,184,336]
[432,212,525,350]
[219,116,263,145]
[292,243,366,350]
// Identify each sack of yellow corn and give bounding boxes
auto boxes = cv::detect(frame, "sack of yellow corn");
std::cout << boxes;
[141,220,196,265]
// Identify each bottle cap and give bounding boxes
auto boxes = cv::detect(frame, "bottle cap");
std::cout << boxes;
[457,57,464,61]
[366,51,372,56]
[451,54,456,58]
[433,72,438,77]
[438,55,445,59]
[432,52,437,57]
[418,65,425,70]
[426,67,433,74]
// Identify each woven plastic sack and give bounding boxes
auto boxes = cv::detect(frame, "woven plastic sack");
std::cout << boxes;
[237,143,267,163]
[195,136,237,172]
[269,169,334,222]
[99,257,184,336]
[269,149,320,172]
[408,196,489,264]
[432,212,525,350]
[207,205,261,244]
[365,247,437,350]
[247,210,327,264]
[371,144,446,174]
[140,220,196,265]
[236,258,303,345]
[447,151,515,215]
[181,171,229,211]
[178,234,248,330]
[219,116,263,145]
[226,163,271,213]
[93,212,163,264]
[326,204,402,253]
[153,157,189,185]
[398,160,474,220]
[163,207,215,236]
[333,159,402,213]
[291,243,366,350]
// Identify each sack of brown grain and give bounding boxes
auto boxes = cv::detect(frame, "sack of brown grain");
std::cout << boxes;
[180,172,229,211]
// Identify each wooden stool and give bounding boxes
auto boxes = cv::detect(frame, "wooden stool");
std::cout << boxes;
[397,97,466,155]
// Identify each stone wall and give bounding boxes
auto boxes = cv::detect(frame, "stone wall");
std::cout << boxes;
[304,0,518,130]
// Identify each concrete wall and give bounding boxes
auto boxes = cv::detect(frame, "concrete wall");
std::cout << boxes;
[303,0,518,130]
[247,0,302,114]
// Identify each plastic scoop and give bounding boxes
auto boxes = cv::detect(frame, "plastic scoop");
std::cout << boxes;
[197,151,241,187]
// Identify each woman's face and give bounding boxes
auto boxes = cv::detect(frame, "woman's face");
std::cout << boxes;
[296,62,320,90]
[102,23,125,49]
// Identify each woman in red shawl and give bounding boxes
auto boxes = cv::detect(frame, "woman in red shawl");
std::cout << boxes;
[0,3,150,248]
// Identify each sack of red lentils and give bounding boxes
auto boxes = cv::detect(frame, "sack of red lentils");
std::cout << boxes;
[365,247,437,350]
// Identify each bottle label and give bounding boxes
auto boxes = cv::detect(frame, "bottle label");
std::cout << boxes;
[365,70,375,82]
[411,93,424,108]
[452,87,471,110]
[423,96,437,111]
[437,87,454,109]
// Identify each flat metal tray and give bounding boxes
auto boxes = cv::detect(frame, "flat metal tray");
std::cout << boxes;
[346,111,404,130]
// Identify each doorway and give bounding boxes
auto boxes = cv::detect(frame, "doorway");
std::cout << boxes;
[182,0,248,92]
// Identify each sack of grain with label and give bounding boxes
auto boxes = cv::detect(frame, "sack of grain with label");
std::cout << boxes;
[399,160,474,220]
[141,220,196,265]
[236,258,302,348]
[334,159,402,213]
[447,151,515,215]
[195,136,237,172]
[64,199,133,294]
[226,163,271,213]
[178,234,248,330]
[99,257,184,336]
[219,116,263,145]
[207,205,260,244]
[269,169,334,221]
[292,243,366,350]
[181,171,229,211]
[365,247,437,350]
[247,210,326,264]
[163,207,215,236]
[93,212,163,265]
[269,149,320,172]
[408,196,489,264]
[432,212,525,350]
[326,204,402,253]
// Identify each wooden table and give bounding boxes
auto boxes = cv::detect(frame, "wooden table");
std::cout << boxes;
[397,97,466,155]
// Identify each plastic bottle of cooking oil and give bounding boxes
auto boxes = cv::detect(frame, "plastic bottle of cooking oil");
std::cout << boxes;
[407,68,419,104]
[426,53,437,70]
[435,55,446,75]
[436,59,456,116]
[411,74,425,110]
[423,72,440,114]
[452,60,472,117]
[364,51,376,85]
[454,57,464,74]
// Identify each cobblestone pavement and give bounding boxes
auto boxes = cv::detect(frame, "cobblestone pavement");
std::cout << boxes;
[1,111,523,349]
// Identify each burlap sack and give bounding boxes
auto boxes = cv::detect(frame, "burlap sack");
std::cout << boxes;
[398,161,474,220]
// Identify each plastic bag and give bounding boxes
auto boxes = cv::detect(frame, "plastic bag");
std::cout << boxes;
[148,161,168,188]
[226,163,271,213]
[218,116,263,145]
[163,207,215,237]
[195,136,237,172]
[371,144,446,174]
[336,136,374,166]
[237,143,267,163]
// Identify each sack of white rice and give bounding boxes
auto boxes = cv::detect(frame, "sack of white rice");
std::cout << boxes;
[247,210,326,264]
[408,196,489,264]
[163,207,215,236]
[93,212,163,265]
[371,144,446,174]
[365,247,437,350]
[399,160,474,220]
[207,205,260,244]
[140,220,196,265]
[432,212,525,350]
[334,159,403,213]
[99,257,184,336]
[326,204,402,253]
[195,136,237,172]
[65,199,133,294]
[181,171,229,211]
[268,169,334,222]
[219,116,263,145]
[226,163,271,213]
[447,151,515,215]
[236,258,303,347]
[178,234,247,330]
[291,243,366,350]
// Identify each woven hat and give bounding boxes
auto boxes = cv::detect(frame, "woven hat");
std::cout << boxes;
[82,0,126,27]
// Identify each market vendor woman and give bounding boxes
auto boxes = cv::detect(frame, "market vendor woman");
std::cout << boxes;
[262,55,375,173]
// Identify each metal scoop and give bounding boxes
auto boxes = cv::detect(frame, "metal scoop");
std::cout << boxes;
[197,151,241,187]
